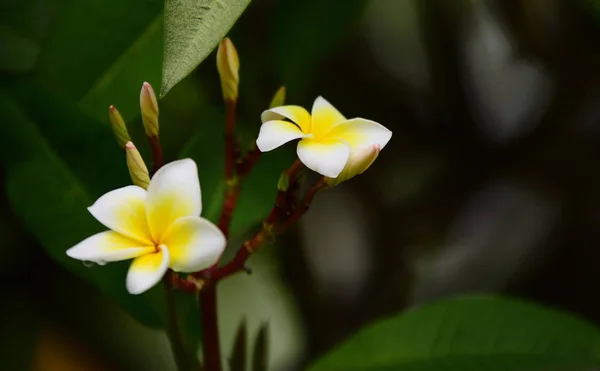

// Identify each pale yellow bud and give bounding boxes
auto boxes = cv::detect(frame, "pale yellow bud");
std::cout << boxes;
[216,37,240,102]
[108,105,131,148]
[269,86,286,108]
[325,144,381,187]
[125,141,150,189]
[140,82,159,138]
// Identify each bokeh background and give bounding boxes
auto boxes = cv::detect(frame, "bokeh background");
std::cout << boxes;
[2,0,600,370]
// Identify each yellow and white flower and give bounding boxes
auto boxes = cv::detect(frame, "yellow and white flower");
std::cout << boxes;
[256,96,392,179]
[66,159,226,295]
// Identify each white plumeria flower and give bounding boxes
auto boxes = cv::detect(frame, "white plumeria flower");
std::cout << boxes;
[66,159,226,295]
[256,96,392,178]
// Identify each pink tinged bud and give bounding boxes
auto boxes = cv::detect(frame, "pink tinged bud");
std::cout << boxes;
[216,37,240,102]
[140,82,159,138]
[108,105,131,148]
[125,141,150,189]
[325,144,381,187]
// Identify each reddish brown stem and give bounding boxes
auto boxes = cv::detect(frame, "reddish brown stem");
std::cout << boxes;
[148,135,164,174]
[164,271,191,371]
[217,186,241,240]
[210,160,307,282]
[236,146,261,178]
[280,178,327,232]
[200,286,222,371]
[224,100,238,181]
[199,99,238,371]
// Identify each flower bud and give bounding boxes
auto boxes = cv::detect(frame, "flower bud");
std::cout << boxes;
[216,37,240,102]
[140,82,159,138]
[125,141,150,189]
[325,144,381,187]
[108,105,131,148]
[277,171,290,192]
[269,86,286,108]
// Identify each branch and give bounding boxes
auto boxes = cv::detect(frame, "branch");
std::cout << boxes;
[279,177,327,232]
[199,286,221,371]
[164,272,192,371]
[210,160,314,282]
[148,135,164,175]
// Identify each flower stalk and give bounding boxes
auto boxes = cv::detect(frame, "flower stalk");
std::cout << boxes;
[164,271,193,371]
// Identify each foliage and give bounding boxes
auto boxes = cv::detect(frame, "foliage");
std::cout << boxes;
[308,296,600,371]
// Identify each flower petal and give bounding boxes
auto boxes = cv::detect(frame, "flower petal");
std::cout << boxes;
[256,120,309,152]
[261,105,312,133]
[126,245,169,295]
[87,186,153,244]
[325,118,392,150]
[297,138,350,178]
[325,144,381,186]
[66,231,154,263]
[146,159,201,242]
[163,216,226,272]
[311,96,346,139]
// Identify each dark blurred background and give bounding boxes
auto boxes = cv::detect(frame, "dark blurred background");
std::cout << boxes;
[2,0,600,370]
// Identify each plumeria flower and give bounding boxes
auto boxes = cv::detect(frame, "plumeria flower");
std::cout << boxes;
[66,159,226,295]
[256,96,392,179]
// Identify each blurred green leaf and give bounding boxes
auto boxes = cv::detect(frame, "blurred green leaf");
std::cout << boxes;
[0,24,39,72]
[35,0,163,124]
[273,0,366,94]
[38,0,161,96]
[161,0,251,96]
[79,15,163,124]
[307,295,600,371]
[252,323,269,371]
[229,318,248,371]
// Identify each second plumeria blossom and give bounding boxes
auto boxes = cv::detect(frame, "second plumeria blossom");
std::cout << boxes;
[256,97,392,179]
[66,159,226,295]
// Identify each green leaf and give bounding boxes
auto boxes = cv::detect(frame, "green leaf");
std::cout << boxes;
[161,0,251,96]
[35,0,163,124]
[37,0,162,97]
[252,323,269,371]
[0,24,39,73]
[307,295,600,371]
[229,318,248,371]
[78,14,164,124]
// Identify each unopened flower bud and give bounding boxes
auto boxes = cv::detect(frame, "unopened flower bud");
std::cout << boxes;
[125,141,150,189]
[325,144,381,187]
[269,86,286,108]
[108,105,131,148]
[216,37,240,103]
[140,82,159,138]
[277,171,290,192]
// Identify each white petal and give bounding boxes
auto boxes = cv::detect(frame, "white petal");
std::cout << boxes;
[261,105,312,133]
[126,245,170,295]
[87,186,152,244]
[256,120,309,152]
[297,138,351,178]
[163,216,226,272]
[146,159,201,242]
[326,118,392,150]
[66,231,154,263]
[311,96,346,139]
